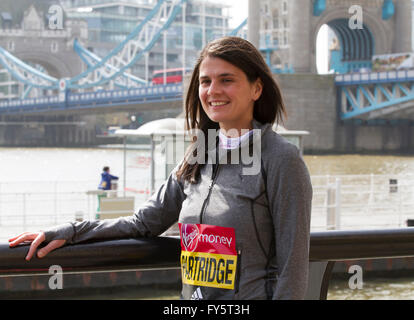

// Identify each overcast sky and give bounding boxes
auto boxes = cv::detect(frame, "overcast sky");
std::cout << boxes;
[221,0,248,28]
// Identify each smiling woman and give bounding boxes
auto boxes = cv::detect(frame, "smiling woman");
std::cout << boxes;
[174,37,312,300]
[8,36,312,301]
[179,36,286,182]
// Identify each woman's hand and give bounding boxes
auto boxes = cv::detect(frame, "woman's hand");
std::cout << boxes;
[8,232,66,261]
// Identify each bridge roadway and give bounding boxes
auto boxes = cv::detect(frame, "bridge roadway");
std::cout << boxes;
[0,83,183,116]
[0,83,184,147]
[2,70,414,121]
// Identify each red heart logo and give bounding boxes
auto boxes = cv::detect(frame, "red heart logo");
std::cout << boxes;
[181,224,200,252]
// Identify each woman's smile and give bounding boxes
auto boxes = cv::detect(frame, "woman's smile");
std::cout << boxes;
[209,100,230,108]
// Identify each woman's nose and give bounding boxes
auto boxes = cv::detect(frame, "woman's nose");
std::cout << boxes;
[207,80,222,95]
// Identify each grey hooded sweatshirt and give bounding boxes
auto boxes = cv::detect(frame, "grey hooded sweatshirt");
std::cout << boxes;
[44,119,312,300]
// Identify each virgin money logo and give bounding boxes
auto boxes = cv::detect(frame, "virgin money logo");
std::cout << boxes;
[181,224,200,252]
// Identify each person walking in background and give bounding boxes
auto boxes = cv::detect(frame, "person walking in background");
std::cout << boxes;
[98,166,119,191]
[96,166,119,217]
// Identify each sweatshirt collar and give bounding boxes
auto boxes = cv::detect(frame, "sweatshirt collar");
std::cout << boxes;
[206,119,271,162]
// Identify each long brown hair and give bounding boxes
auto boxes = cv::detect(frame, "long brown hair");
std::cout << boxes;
[177,36,286,183]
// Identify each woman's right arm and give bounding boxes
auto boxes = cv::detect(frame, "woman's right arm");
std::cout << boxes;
[9,165,186,259]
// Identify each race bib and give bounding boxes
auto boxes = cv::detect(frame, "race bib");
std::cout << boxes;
[179,223,237,290]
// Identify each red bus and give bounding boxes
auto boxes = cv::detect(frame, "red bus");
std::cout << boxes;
[151,68,191,85]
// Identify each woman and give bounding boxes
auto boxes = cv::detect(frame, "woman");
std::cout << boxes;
[9,37,312,300]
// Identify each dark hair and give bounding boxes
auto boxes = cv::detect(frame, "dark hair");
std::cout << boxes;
[103,166,109,172]
[177,36,286,183]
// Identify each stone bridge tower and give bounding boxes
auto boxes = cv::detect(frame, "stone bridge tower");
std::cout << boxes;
[0,5,88,79]
[256,0,412,73]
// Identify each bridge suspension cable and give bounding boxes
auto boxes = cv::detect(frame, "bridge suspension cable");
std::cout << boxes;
[74,10,248,90]
[0,46,58,90]
[1,0,245,97]
[0,0,178,94]
[69,0,188,90]
[73,39,148,88]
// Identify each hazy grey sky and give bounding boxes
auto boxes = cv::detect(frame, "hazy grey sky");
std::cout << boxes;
[220,0,248,28]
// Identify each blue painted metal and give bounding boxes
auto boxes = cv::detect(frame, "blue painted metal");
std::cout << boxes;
[69,0,188,89]
[336,70,414,120]
[0,0,409,125]
[382,0,395,20]
[313,0,326,16]
[229,18,247,37]
[258,28,293,73]
[260,33,277,70]
[330,50,348,74]
[335,70,414,85]
[0,0,188,96]
[22,85,33,99]
[327,19,374,73]
[337,21,354,63]
[0,46,58,89]
[73,39,147,87]
[0,84,183,115]
[340,85,414,120]
[0,0,174,92]
[272,64,294,74]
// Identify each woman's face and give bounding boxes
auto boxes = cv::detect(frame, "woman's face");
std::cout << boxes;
[198,56,263,134]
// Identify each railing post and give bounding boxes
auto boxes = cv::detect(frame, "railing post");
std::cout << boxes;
[369,173,374,207]
[0,183,2,226]
[327,184,335,230]
[54,181,58,224]
[335,178,341,230]
[22,193,26,231]
[398,177,402,227]
[327,178,341,230]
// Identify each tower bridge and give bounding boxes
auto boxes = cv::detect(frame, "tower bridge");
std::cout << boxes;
[0,0,413,153]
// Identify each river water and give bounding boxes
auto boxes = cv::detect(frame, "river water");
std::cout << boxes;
[1,147,414,300]
[2,148,414,181]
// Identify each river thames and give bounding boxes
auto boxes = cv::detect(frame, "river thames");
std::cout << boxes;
[2,147,414,182]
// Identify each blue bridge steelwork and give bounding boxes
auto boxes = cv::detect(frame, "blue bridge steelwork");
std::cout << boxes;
[0,0,414,125]
[3,69,414,122]
[0,84,182,115]
[0,0,246,117]
[335,70,414,123]
[0,0,189,95]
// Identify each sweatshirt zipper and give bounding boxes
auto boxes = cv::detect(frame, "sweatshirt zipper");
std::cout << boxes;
[235,249,242,295]
[199,163,221,224]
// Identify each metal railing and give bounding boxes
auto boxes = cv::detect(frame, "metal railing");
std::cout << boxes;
[0,237,180,275]
[308,228,414,299]
[1,174,414,241]
[310,174,414,230]
[2,228,414,299]
[0,179,151,241]
[335,69,414,85]
[0,83,183,113]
